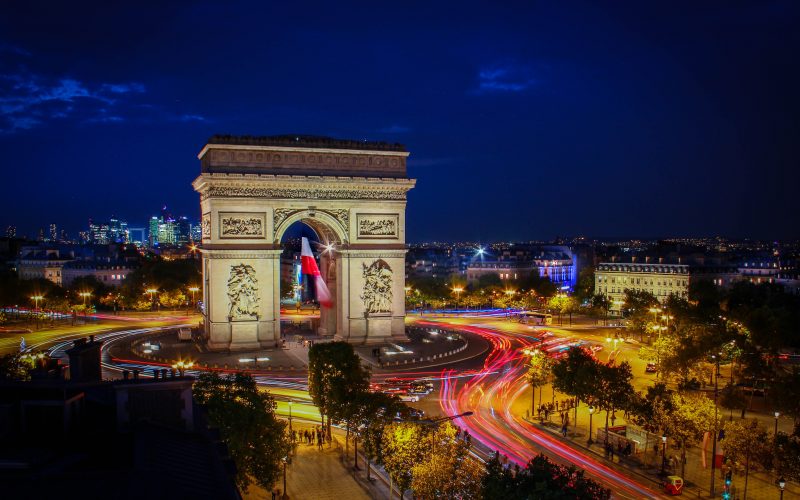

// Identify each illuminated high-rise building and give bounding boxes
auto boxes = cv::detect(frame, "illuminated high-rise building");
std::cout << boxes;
[49,223,57,242]
[148,216,160,247]
[5,226,16,238]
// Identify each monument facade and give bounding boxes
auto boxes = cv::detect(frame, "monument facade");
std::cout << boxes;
[192,135,415,350]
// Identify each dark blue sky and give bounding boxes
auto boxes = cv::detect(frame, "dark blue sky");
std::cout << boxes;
[1,1,797,241]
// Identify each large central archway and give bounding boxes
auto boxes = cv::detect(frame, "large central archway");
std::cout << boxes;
[192,135,415,350]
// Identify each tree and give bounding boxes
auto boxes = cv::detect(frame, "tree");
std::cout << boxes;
[382,421,431,499]
[637,334,680,378]
[774,431,800,483]
[721,419,773,498]
[659,391,718,478]
[574,266,595,304]
[482,452,611,499]
[308,342,370,441]
[0,352,35,381]
[769,367,800,427]
[595,362,635,443]
[591,293,611,325]
[193,372,290,490]
[353,391,407,480]
[526,349,552,415]
[410,422,483,499]
[547,294,570,325]
[552,347,601,430]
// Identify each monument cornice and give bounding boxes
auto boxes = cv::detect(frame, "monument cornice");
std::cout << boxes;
[193,174,415,201]
[198,143,410,159]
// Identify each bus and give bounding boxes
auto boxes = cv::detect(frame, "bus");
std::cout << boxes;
[518,311,552,325]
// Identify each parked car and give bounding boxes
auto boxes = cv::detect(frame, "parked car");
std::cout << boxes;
[645,363,657,373]
[177,327,192,341]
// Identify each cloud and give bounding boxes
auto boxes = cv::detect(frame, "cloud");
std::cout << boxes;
[0,71,149,132]
[0,46,204,133]
[474,64,536,94]
[379,124,411,134]
[177,114,208,122]
[101,82,146,94]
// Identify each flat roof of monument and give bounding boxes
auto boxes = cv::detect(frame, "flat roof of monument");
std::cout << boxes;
[206,134,407,153]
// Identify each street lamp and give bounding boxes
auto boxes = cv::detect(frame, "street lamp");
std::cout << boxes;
[79,291,91,306]
[779,477,786,500]
[775,411,780,437]
[30,295,43,309]
[452,287,463,308]
[288,401,293,432]
[588,406,595,445]
[146,288,157,310]
[188,286,199,304]
[661,434,668,475]
[282,456,288,499]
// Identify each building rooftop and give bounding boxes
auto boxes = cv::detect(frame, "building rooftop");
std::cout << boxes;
[207,134,406,152]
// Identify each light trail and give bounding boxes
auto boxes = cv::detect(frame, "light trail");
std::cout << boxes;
[430,319,663,499]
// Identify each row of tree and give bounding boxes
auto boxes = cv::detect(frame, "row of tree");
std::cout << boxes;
[0,258,201,315]
[307,341,610,498]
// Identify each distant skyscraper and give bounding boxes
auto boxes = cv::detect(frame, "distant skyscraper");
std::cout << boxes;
[109,217,129,243]
[5,226,16,238]
[60,229,68,242]
[149,216,160,247]
[88,219,110,244]
[49,223,57,242]
[177,216,192,245]
[190,223,201,243]
[38,228,44,241]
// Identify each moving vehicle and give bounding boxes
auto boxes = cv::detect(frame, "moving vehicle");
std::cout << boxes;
[645,363,657,373]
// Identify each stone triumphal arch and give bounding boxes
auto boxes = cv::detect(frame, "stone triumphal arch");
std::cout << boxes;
[192,135,415,350]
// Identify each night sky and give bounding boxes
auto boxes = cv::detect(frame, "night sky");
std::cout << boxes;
[1,1,797,242]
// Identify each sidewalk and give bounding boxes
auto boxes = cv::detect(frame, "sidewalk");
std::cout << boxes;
[243,430,373,500]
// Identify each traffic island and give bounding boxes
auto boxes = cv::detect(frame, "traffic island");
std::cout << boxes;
[353,325,473,370]
[107,327,310,373]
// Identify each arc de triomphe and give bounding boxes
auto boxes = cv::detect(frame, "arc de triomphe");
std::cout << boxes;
[192,135,415,351]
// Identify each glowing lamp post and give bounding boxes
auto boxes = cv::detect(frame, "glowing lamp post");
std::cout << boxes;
[661,434,668,475]
[30,295,43,310]
[588,406,595,445]
[79,292,91,306]
[146,288,158,310]
[779,477,786,500]
[188,286,199,311]
[452,287,463,309]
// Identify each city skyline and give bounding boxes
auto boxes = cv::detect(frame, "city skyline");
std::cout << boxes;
[1,2,798,241]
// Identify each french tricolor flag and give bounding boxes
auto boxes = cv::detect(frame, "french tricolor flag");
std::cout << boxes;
[301,237,333,308]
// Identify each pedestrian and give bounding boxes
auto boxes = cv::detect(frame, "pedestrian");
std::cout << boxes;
[561,424,568,437]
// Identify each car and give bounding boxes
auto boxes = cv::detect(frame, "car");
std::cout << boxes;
[645,363,657,373]
[400,394,419,402]
[177,327,193,341]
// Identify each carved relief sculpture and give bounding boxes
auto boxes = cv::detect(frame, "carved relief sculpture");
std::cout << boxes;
[273,208,299,229]
[357,214,399,238]
[201,213,211,239]
[361,259,393,314]
[220,212,265,238]
[227,264,259,319]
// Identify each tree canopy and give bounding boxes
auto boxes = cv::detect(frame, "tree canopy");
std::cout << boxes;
[193,372,290,490]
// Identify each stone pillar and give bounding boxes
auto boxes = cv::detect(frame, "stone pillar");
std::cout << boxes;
[202,249,281,351]
[336,249,407,344]
[318,252,337,337]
